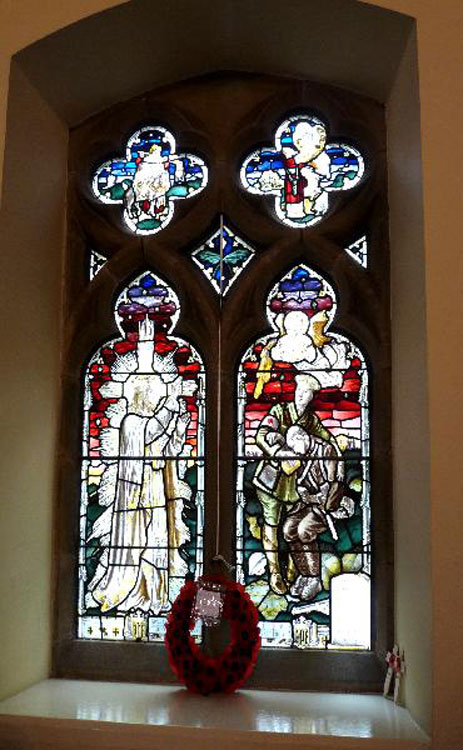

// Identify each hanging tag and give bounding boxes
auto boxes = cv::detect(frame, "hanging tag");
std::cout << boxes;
[192,580,225,627]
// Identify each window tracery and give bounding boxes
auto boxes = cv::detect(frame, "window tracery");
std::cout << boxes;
[240,115,364,228]
[58,73,390,690]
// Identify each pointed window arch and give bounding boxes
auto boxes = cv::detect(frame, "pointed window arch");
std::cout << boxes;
[79,272,205,642]
[236,265,370,650]
[57,72,391,690]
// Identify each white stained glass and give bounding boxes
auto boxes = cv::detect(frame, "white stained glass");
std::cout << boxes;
[236,263,370,650]
[89,250,107,280]
[101,617,125,640]
[345,236,368,268]
[293,617,330,650]
[330,573,371,649]
[79,271,205,640]
[148,616,168,642]
[148,614,201,642]
[240,115,365,229]
[258,621,292,648]
[93,125,208,236]
[78,616,102,640]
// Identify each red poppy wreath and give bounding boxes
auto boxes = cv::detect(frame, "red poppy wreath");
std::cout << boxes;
[165,576,261,695]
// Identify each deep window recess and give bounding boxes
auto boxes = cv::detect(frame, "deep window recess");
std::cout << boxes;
[54,73,391,691]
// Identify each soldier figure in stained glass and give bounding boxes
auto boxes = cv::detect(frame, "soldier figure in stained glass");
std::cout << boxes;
[249,288,355,599]
[253,372,347,598]
[282,386,354,601]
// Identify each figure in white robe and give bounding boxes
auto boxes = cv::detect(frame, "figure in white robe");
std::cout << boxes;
[87,318,196,615]
[125,143,185,223]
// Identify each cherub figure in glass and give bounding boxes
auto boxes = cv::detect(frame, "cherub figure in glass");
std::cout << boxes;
[240,115,364,228]
[236,265,371,650]
[93,126,207,235]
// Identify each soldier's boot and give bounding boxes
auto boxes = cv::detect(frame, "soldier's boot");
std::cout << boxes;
[286,555,297,583]
[262,524,287,596]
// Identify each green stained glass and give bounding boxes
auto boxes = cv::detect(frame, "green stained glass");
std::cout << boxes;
[192,223,255,295]
[236,264,371,650]
[93,126,208,236]
[78,272,205,642]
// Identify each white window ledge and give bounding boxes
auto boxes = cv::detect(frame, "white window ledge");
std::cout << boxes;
[0,679,429,750]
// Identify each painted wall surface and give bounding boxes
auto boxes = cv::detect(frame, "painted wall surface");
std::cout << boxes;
[0,1,462,749]
[0,61,67,699]
[387,28,431,735]
[371,3,463,749]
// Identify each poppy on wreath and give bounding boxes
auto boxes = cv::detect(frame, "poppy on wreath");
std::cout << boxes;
[165,576,261,695]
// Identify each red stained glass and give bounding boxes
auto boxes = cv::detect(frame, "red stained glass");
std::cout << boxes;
[80,272,205,639]
[154,339,177,354]
[343,378,361,392]
[179,362,201,375]
[114,341,136,355]
[236,264,370,651]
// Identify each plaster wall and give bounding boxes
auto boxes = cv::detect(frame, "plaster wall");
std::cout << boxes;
[0,61,67,698]
[0,1,461,748]
[387,29,430,733]
[373,3,463,747]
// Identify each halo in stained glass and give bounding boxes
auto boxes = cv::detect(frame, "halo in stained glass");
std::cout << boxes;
[79,271,205,643]
[93,126,208,235]
[240,115,365,229]
[191,224,256,295]
[236,264,370,650]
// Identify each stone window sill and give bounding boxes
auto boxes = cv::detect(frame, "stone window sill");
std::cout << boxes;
[0,679,430,750]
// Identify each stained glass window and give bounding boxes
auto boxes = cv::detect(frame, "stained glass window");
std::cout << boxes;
[345,236,368,268]
[79,272,205,642]
[191,222,255,295]
[240,115,364,228]
[93,126,208,235]
[61,75,391,688]
[236,265,370,650]
[89,250,107,281]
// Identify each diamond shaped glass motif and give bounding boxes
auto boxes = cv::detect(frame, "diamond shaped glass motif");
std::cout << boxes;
[191,224,255,295]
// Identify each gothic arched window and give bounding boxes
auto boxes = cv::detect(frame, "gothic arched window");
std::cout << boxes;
[237,265,370,651]
[55,73,391,691]
[79,272,205,643]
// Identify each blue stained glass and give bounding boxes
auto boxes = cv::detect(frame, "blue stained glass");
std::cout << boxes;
[93,126,208,236]
[78,272,205,643]
[192,224,255,295]
[236,264,371,650]
[240,115,365,229]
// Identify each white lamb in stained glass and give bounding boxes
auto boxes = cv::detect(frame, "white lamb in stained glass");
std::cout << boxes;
[93,126,208,235]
